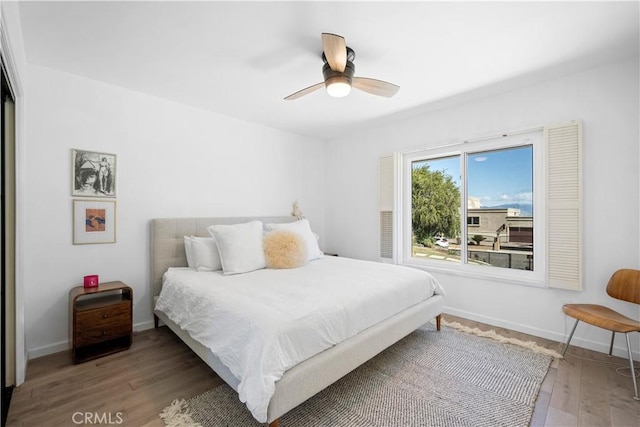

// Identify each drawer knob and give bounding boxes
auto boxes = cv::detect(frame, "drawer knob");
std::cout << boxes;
[102,331,107,336]
[102,314,108,318]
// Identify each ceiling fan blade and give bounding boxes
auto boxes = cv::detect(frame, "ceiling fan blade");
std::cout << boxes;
[352,77,400,98]
[321,33,347,72]
[284,82,325,100]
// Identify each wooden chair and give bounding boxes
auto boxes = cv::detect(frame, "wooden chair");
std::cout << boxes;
[562,269,640,401]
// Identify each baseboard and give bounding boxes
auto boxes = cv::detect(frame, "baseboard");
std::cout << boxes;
[27,340,70,360]
[26,313,639,361]
[27,320,157,360]
[133,320,155,332]
[443,307,640,360]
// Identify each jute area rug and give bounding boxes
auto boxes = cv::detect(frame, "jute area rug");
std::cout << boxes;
[160,323,554,427]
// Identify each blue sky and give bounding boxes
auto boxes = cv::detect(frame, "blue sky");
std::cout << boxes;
[413,145,533,208]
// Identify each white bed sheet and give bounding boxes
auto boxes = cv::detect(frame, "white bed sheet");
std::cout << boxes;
[155,256,444,422]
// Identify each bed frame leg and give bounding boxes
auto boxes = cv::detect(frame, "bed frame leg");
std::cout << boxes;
[268,419,279,427]
[436,314,441,331]
[154,314,159,329]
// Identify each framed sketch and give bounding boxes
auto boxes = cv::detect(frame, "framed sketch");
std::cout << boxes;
[72,149,117,197]
[73,200,116,244]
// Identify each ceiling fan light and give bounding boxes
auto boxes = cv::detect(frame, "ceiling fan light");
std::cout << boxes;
[326,76,352,98]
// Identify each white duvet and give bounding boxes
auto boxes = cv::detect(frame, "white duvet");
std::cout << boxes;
[155,256,444,422]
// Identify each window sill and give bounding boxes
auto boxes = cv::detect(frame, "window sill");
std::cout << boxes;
[400,260,547,288]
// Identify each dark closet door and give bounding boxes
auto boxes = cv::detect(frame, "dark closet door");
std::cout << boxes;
[0,64,14,427]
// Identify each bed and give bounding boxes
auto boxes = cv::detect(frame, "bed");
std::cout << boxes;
[151,216,444,426]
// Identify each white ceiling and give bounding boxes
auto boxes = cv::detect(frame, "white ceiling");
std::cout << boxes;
[18,1,640,140]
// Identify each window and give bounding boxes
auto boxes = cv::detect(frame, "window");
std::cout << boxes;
[401,131,544,283]
[382,122,581,289]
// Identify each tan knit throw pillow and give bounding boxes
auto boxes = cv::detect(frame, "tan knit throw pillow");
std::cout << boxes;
[263,230,308,269]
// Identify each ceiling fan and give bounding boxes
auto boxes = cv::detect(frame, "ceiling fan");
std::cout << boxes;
[284,33,400,100]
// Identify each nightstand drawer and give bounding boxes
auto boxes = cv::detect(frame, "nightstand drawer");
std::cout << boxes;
[75,321,131,347]
[76,302,131,328]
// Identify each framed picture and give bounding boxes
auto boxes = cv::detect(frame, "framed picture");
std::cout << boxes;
[73,200,116,245]
[72,149,117,197]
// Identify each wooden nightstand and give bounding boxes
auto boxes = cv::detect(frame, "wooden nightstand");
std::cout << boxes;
[69,281,133,363]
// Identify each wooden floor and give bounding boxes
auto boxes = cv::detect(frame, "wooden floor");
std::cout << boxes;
[6,315,639,426]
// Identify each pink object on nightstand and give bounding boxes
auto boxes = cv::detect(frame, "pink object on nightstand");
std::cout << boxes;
[83,275,99,288]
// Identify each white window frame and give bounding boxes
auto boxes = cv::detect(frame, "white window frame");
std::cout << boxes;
[398,130,545,287]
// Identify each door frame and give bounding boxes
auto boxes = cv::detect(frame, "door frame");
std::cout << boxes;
[0,15,26,404]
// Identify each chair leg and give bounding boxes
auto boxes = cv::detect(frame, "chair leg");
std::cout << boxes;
[562,319,579,357]
[608,331,615,356]
[624,333,639,401]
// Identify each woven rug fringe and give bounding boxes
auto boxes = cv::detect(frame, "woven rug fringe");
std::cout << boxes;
[158,398,201,427]
[441,319,563,359]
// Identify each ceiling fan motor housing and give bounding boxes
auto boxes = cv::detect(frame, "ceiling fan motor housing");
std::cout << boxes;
[323,61,355,87]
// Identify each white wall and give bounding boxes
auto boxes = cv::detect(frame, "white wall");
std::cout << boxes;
[324,57,640,357]
[24,65,325,357]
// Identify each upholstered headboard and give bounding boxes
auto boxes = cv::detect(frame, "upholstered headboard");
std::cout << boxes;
[150,216,296,300]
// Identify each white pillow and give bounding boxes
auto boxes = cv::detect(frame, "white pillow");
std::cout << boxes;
[207,221,265,275]
[183,236,195,268]
[264,219,322,262]
[189,236,223,272]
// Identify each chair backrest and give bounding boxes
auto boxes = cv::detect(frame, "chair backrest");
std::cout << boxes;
[606,269,640,305]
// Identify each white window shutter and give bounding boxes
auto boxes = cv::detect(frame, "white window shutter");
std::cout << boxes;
[545,121,582,290]
[379,156,394,260]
